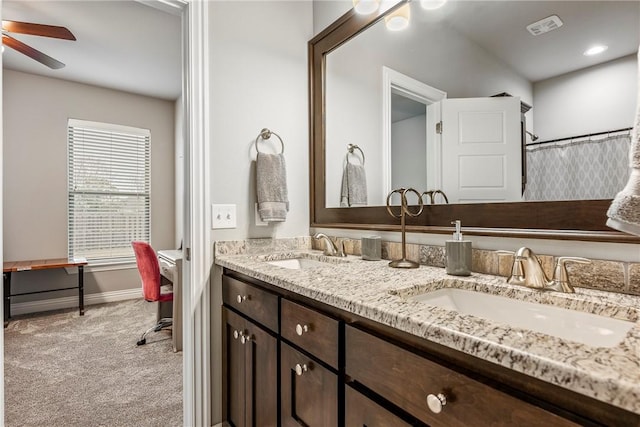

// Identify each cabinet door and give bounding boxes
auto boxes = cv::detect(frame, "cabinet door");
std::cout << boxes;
[345,385,412,427]
[223,308,246,427]
[281,343,338,427]
[245,319,278,427]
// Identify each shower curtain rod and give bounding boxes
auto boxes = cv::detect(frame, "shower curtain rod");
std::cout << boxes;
[527,126,632,147]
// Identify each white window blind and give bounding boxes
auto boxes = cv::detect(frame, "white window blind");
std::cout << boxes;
[68,119,151,264]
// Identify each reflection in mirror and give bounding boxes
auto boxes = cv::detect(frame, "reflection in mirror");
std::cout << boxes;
[324,1,639,208]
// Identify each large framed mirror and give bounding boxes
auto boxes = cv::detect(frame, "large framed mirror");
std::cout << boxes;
[309,0,640,242]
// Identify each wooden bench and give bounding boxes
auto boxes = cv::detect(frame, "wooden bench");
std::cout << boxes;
[3,258,88,326]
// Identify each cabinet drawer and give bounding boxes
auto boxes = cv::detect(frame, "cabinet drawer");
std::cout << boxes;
[223,275,278,333]
[281,299,339,368]
[346,326,579,427]
[346,385,412,427]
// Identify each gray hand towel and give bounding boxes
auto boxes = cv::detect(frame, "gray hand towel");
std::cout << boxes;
[607,46,640,236]
[256,152,289,222]
[340,162,367,207]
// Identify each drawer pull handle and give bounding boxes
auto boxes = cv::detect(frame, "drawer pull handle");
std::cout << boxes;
[236,295,248,303]
[295,323,309,336]
[426,393,447,414]
[294,363,308,376]
[233,330,240,340]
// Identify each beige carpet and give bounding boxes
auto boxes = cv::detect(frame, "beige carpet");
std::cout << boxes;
[4,299,182,427]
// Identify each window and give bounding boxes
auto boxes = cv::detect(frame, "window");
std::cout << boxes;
[68,119,150,264]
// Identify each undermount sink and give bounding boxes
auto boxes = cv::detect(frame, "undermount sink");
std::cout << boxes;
[266,258,331,270]
[409,288,635,348]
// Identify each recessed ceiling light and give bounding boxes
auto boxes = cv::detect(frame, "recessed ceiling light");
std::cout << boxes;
[584,45,608,56]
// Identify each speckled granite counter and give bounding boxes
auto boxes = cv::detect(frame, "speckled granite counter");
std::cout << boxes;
[214,239,640,414]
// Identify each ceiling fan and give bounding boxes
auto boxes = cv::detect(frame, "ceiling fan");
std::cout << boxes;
[2,20,76,69]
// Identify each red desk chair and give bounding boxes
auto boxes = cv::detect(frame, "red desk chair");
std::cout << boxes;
[132,241,173,346]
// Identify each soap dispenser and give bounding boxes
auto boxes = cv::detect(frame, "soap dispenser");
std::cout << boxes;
[445,220,472,276]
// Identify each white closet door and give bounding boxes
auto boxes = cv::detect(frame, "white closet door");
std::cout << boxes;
[440,97,522,203]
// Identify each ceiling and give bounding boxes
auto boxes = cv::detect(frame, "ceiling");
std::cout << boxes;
[429,0,640,83]
[2,0,182,101]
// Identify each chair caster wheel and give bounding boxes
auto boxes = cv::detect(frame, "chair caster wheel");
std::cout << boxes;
[137,339,146,346]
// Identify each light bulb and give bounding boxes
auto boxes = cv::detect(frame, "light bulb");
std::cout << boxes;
[353,0,379,15]
[420,0,447,10]
[385,3,410,31]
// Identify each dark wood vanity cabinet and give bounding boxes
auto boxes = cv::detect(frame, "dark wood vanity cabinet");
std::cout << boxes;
[346,325,579,427]
[345,385,412,427]
[222,276,279,427]
[281,342,339,426]
[222,270,639,427]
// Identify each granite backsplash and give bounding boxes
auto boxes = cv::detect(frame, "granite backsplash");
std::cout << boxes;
[311,236,640,296]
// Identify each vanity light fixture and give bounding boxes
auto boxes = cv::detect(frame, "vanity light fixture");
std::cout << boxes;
[353,0,380,15]
[584,45,608,56]
[385,3,410,31]
[420,0,447,10]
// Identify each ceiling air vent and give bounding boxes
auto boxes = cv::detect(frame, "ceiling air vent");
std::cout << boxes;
[526,15,563,36]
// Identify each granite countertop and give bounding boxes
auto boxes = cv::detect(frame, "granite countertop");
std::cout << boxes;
[215,245,640,414]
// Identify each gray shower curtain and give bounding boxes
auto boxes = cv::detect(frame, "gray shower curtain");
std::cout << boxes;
[524,133,631,201]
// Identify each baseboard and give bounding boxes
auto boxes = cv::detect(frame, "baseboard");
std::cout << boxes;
[10,288,142,316]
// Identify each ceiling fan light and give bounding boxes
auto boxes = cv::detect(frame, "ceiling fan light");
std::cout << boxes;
[385,4,410,31]
[353,0,380,15]
[420,0,447,10]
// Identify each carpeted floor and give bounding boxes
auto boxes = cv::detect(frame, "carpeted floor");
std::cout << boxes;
[4,299,182,427]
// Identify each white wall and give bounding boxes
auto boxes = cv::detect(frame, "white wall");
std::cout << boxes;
[209,1,313,241]
[3,70,176,301]
[534,54,637,141]
[208,2,314,423]
[391,114,427,190]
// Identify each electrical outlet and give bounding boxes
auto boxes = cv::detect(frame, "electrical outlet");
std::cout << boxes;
[211,204,237,229]
[255,203,268,226]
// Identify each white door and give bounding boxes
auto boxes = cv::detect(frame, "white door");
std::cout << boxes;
[440,97,522,203]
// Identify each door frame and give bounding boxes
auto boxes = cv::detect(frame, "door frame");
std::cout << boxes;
[0,1,212,425]
[179,0,212,425]
[381,66,446,198]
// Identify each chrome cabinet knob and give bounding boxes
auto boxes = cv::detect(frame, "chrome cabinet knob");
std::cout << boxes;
[233,330,240,340]
[294,363,308,376]
[240,331,252,344]
[295,323,309,336]
[236,295,248,303]
[426,393,447,414]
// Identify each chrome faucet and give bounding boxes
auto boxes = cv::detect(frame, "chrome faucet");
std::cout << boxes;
[506,247,590,293]
[313,233,346,257]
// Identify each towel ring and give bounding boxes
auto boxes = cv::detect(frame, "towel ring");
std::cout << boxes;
[346,143,365,165]
[255,128,284,154]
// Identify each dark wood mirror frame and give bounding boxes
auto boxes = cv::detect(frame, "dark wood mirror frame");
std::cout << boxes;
[309,2,639,243]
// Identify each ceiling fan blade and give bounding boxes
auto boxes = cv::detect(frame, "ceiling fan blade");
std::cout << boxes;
[2,34,65,69]
[2,20,76,41]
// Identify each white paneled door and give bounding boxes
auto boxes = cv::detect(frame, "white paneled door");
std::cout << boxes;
[440,97,522,203]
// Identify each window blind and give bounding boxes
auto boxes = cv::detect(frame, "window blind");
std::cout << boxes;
[68,119,151,264]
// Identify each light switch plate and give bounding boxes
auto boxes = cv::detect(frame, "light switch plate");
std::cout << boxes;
[211,204,237,229]
[255,203,268,226]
